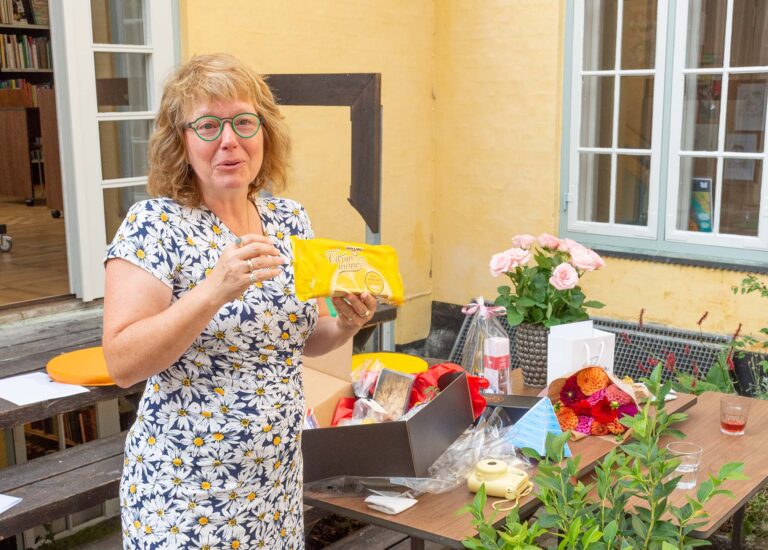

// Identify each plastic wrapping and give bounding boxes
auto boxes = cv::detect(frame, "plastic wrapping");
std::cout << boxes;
[350,358,382,398]
[291,236,405,305]
[460,298,511,393]
[427,406,531,485]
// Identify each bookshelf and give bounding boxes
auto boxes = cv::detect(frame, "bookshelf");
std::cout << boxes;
[0,0,60,211]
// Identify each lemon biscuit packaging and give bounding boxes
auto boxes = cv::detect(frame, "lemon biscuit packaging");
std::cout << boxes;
[292,237,404,305]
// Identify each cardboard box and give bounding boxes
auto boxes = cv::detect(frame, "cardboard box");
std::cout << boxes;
[302,342,475,482]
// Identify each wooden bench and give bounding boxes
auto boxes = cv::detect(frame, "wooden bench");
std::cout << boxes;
[0,431,126,540]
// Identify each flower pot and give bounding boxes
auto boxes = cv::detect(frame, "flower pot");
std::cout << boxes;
[515,322,548,387]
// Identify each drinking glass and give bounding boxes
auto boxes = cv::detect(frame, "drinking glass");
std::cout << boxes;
[666,441,703,490]
[720,395,750,436]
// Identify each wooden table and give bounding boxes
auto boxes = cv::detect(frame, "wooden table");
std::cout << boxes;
[0,314,143,431]
[658,392,768,542]
[305,369,699,549]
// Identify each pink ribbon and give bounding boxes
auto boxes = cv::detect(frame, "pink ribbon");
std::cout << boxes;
[461,298,506,319]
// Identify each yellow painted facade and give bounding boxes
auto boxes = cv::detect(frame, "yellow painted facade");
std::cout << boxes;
[180,1,766,344]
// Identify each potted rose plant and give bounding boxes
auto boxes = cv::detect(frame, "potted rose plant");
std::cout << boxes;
[490,234,605,386]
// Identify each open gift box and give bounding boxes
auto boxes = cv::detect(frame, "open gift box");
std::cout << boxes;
[301,341,475,482]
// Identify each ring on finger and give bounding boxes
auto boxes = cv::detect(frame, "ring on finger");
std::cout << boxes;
[249,271,257,285]
[246,258,254,271]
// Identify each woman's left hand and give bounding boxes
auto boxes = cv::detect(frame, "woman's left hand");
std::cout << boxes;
[331,292,378,332]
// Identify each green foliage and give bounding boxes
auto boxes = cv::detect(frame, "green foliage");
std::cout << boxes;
[494,247,604,329]
[673,347,737,396]
[730,275,768,399]
[462,364,746,549]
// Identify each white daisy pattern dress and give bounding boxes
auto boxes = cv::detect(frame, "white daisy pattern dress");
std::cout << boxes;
[106,197,317,550]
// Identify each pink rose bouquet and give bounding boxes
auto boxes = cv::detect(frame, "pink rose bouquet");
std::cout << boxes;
[490,233,605,327]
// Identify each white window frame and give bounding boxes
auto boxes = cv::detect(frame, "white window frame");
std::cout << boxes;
[567,0,668,240]
[50,0,175,301]
[563,0,768,265]
[665,0,768,251]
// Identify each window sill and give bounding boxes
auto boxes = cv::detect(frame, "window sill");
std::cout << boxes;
[594,248,768,274]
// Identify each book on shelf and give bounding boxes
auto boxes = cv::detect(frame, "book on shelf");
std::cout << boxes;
[0,0,33,25]
[1,32,50,70]
[28,0,46,26]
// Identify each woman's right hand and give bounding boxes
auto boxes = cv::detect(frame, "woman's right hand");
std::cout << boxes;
[203,234,286,303]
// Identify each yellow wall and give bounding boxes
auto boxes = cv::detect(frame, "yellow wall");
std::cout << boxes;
[180,1,766,344]
[180,0,435,343]
[432,1,564,306]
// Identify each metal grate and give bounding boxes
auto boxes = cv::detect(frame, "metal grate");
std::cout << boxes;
[449,311,730,382]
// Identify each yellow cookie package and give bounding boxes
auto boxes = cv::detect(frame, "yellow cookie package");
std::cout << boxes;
[292,237,404,305]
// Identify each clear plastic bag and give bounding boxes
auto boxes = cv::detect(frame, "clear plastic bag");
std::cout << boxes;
[303,475,460,498]
[427,406,531,484]
[461,297,511,393]
[350,358,383,398]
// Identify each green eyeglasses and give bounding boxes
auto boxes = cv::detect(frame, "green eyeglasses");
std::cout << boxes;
[185,113,262,141]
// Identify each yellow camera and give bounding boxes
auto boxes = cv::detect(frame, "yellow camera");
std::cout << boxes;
[467,459,530,499]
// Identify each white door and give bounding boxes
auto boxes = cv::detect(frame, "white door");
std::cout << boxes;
[50,0,177,300]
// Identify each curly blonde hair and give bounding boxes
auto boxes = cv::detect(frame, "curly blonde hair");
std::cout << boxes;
[147,53,291,206]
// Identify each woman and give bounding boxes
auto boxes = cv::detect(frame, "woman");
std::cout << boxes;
[103,53,377,549]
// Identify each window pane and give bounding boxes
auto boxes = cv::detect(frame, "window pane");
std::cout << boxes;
[730,0,768,67]
[104,185,150,244]
[618,76,654,149]
[578,153,611,223]
[677,157,716,232]
[583,0,617,71]
[95,52,149,113]
[721,159,762,236]
[621,0,657,70]
[686,0,726,68]
[91,0,145,45]
[581,76,614,148]
[725,74,767,153]
[616,155,650,225]
[681,75,722,151]
[99,120,152,180]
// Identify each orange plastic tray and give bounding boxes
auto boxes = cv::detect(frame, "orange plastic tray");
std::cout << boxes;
[46,346,115,386]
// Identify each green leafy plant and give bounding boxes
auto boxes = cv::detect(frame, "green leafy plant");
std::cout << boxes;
[462,364,746,549]
[490,234,604,328]
[731,275,768,399]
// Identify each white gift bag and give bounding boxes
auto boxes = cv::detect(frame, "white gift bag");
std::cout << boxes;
[546,321,615,386]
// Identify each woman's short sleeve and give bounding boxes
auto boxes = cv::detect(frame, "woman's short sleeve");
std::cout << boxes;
[104,200,177,288]
[296,202,314,239]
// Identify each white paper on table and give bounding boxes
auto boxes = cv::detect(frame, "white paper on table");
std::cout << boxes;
[547,320,616,386]
[0,493,22,515]
[0,372,89,406]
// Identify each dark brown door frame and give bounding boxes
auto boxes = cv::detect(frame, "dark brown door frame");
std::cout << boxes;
[266,74,382,234]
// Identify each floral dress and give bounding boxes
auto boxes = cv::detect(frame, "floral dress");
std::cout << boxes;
[106,196,317,550]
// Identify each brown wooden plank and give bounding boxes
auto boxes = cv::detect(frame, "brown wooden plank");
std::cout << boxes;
[0,430,126,493]
[38,87,63,211]
[267,73,376,106]
[0,454,123,539]
[0,380,143,430]
[266,73,381,233]
[0,312,101,351]
[0,330,101,366]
